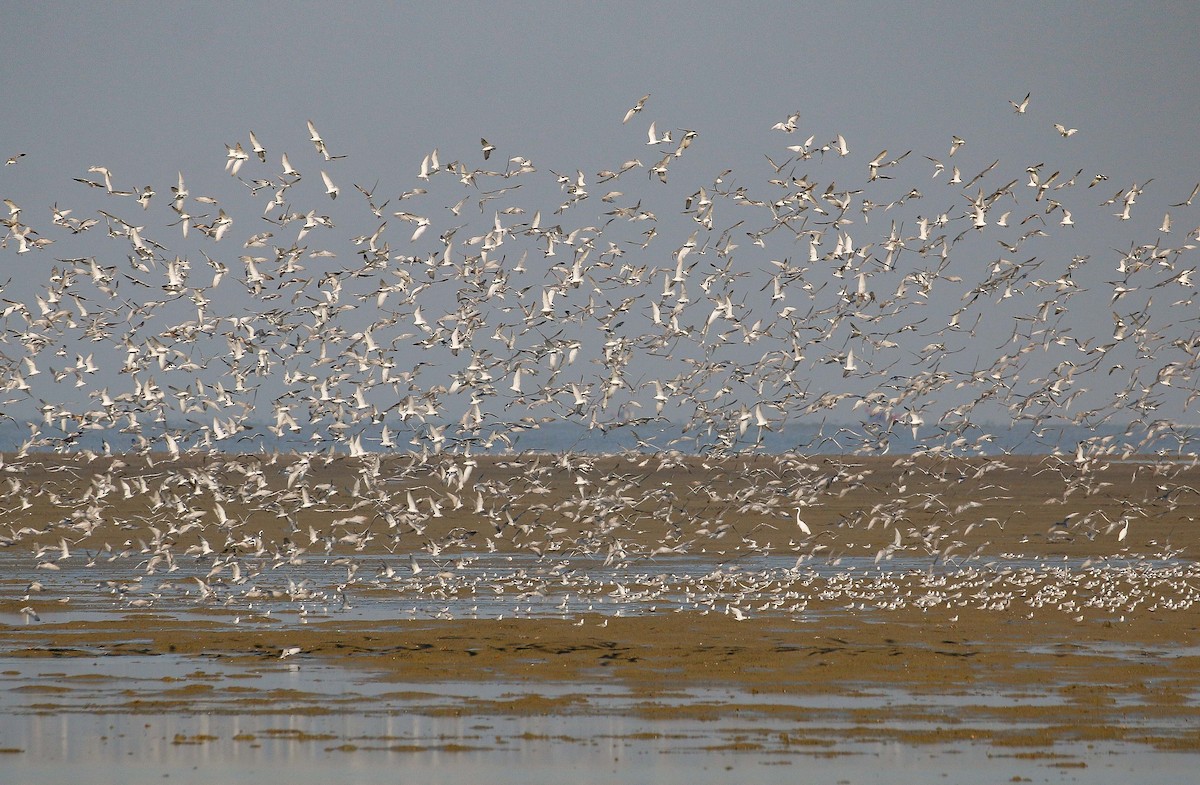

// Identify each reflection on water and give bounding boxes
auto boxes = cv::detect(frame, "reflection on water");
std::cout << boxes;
[5,710,1200,785]
[5,548,1200,783]
[2,650,1200,784]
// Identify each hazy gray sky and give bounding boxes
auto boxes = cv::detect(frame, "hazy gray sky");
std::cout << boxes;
[2,2,1199,452]
[4,2,1195,184]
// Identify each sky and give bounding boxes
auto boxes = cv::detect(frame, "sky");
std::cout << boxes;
[2,2,1199,455]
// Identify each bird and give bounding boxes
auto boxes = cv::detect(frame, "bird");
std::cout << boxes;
[307,119,332,159]
[1171,182,1200,207]
[248,130,267,162]
[646,121,671,145]
[0,82,1194,644]
[1053,123,1078,137]
[771,111,801,133]
[281,152,300,177]
[1009,92,1030,113]
[867,150,888,181]
[321,170,339,199]
[622,93,650,123]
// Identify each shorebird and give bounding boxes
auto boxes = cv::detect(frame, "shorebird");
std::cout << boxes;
[646,121,671,145]
[249,130,267,162]
[307,120,345,160]
[623,93,650,123]
[321,170,339,199]
[0,85,1194,637]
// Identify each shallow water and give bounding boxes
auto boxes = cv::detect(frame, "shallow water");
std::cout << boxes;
[4,550,1193,625]
[6,549,1200,782]
[5,707,1200,785]
[3,644,1200,784]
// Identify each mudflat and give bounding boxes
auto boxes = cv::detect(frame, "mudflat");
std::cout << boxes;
[3,451,1200,756]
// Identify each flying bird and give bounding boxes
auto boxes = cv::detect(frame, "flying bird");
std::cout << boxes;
[249,130,267,162]
[623,93,650,123]
[321,170,339,199]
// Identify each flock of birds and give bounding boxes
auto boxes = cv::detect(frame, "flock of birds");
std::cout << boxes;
[2,91,1199,626]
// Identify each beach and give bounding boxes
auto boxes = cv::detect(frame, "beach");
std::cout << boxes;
[3,452,1200,781]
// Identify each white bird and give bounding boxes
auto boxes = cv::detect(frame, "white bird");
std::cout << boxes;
[249,130,266,162]
[321,170,339,199]
[771,111,801,133]
[281,152,299,177]
[306,120,344,160]
[868,150,888,181]
[1053,123,1078,137]
[646,122,671,145]
[225,142,248,175]
[623,93,650,123]
[834,133,849,157]
[842,349,858,376]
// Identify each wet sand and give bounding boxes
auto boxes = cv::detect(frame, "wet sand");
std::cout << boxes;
[5,603,1200,752]
[4,451,1198,559]
[3,452,1200,773]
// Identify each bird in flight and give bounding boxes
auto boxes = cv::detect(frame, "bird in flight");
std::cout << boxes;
[321,170,339,199]
[623,93,650,123]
